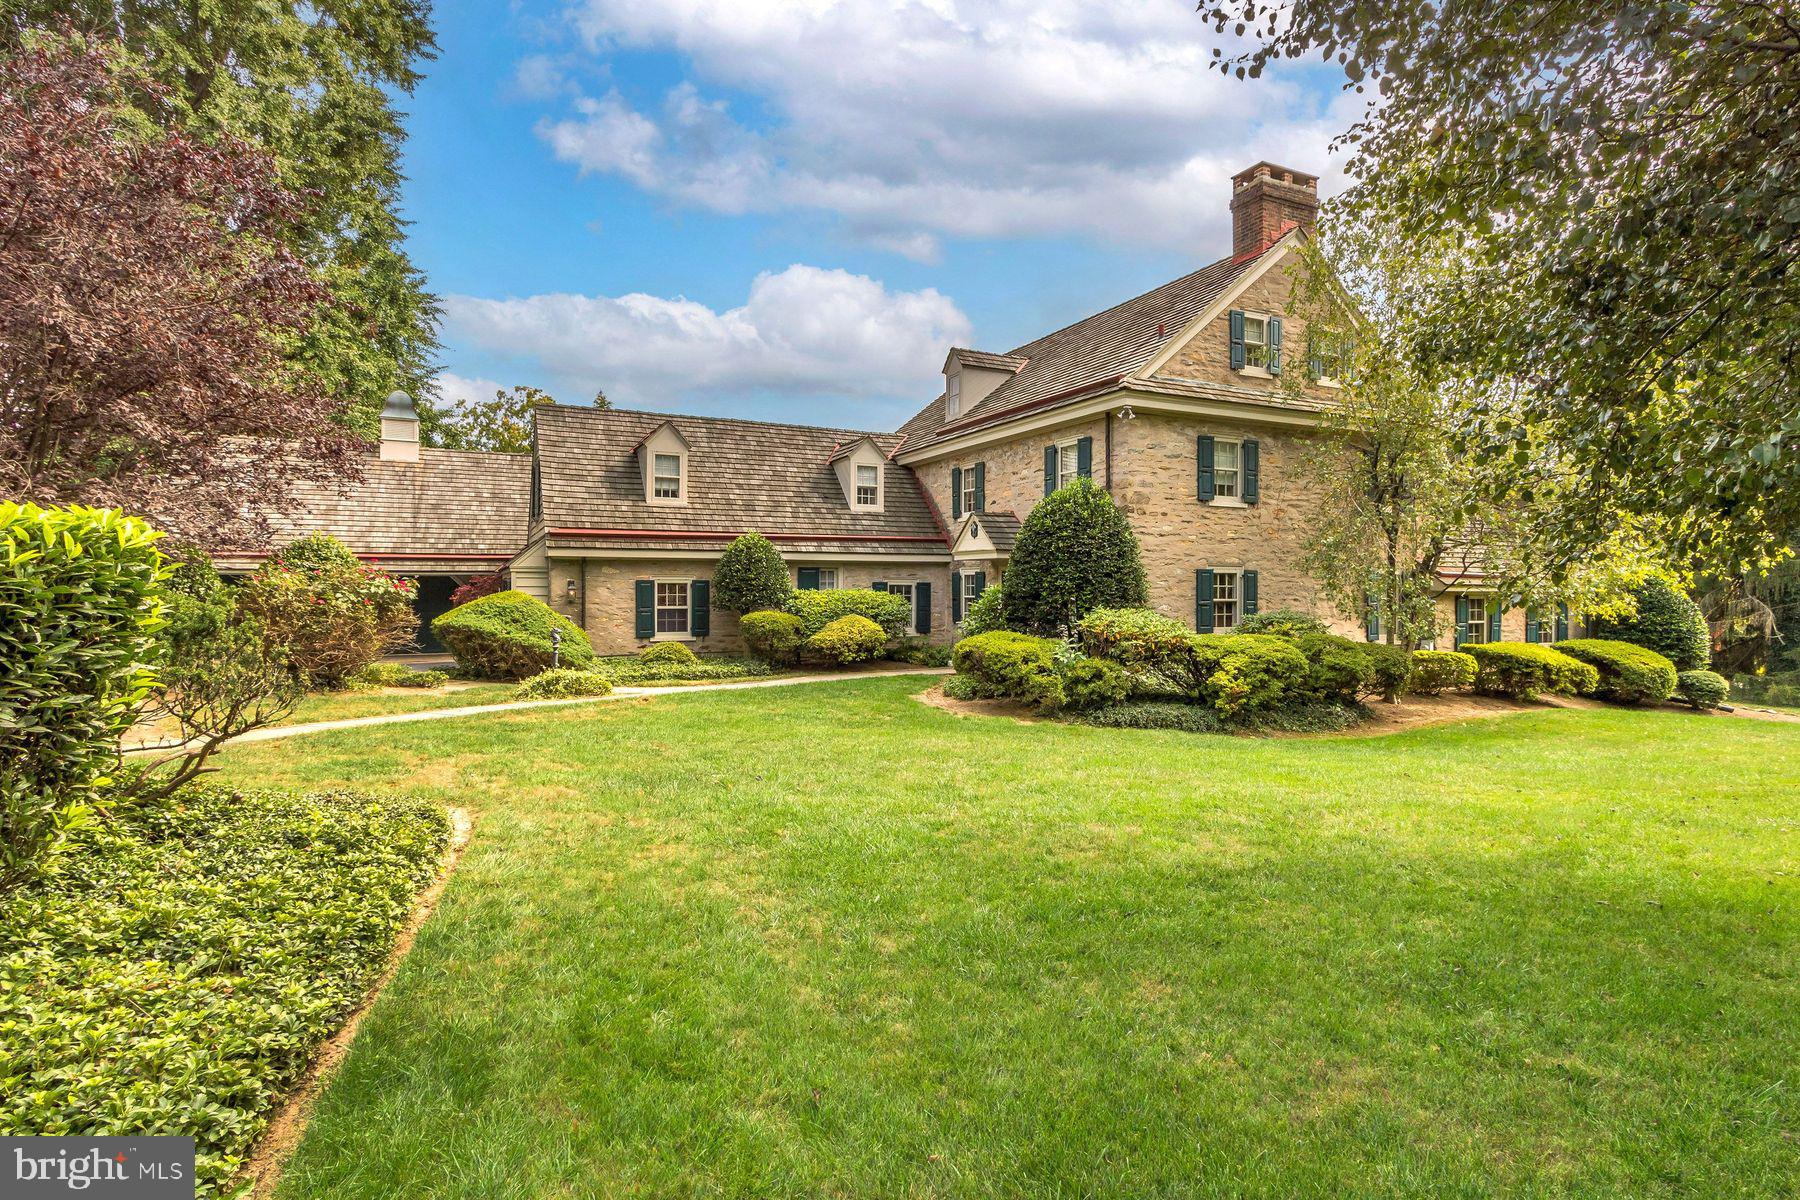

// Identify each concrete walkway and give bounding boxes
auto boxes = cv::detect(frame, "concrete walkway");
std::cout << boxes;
[210,667,952,747]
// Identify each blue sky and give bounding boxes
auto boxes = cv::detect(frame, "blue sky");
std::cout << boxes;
[405,0,1356,431]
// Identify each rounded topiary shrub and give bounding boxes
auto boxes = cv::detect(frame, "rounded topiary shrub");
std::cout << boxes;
[1364,643,1413,702]
[712,532,792,615]
[1237,608,1330,638]
[517,668,613,700]
[1411,650,1476,695]
[1190,633,1311,718]
[640,641,699,666]
[952,631,1065,710]
[1058,655,1130,711]
[740,609,804,664]
[787,588,911,640]
[1293,632,1376,702]
[1676,669,1729,710]
[431,589,595,679]
[1001,477,1147,637]
[1593,577,1710,671]
[805,614,887,665]
[1463,642,1597,700]
[1554,638,1678,704]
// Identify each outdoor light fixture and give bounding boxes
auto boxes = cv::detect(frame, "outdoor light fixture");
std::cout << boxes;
[1116,405,1136,421]
[564,578,578,600]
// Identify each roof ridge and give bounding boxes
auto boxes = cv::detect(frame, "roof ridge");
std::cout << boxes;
[537,402,896,441]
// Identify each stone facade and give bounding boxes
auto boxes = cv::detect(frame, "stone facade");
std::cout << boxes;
[1159,256,1323,392]
[548,554,954,656]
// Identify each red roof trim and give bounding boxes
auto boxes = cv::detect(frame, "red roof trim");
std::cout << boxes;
[547,526,948,545]
[214,550,511,562]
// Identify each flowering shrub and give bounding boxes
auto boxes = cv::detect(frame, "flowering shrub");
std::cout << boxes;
[237,534,417,688]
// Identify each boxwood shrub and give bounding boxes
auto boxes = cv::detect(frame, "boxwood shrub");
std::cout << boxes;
[1411,650,1477,695]
[952,631,1065,710]
[591,657,774,685]
[787,588,911,640]
[1464,642,1598,700]
[1,503,168,890]
[1676,669,1730,710]
[1193,633,1311,717]
[1294,632,1377,702]
[639,641,699,666]
[431,589,595,680]
[0,786,448,1197]
[1059,655,1131,710]
[1364,643,1414,702]
[346,662,449,689]
[1236,608,1330,638]
[517,667,614,699]
[1075,609,1309,716]
[1554,638,1679,703]
[806,614,887,664]
[1076,607,1211,697]
[740,610,804,663]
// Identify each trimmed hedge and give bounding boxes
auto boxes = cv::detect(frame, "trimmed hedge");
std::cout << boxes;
[740,609,804,664]
[0,786,448,1197]
[889,638,953,667]
[347,662,448,690]
[1411,650,1477,695]
[1554,638,1679,704]
[787,588,911,640]
[1076,607,1210,696]
[806,614,887,664]
[1074,608,1310,716]
[1194,633,1311,717]
[1593,576,1710,671]
[432,589,595,680]
[1365,644,1414,702]
[1465,641,1598,700]
[953,631,1065,710]
[591,657,774,685]
[1060,656,1131,710]
[640,641,699,666]
[1676,669,1730,710]
[1,503,168,890]
[518,668,614,699]
[1237,608,1330,638]
[1294,632,1376,702]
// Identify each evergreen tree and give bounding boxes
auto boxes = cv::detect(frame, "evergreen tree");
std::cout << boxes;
[1001,478,1146,637]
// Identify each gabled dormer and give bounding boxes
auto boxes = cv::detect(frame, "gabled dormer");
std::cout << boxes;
[828,436,886,513]
[942,348,1027,421]
[634,421,691,506]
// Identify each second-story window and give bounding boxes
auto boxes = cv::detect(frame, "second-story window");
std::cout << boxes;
[961,467,977,515]
[856,464,878,506]
[1055,440,1081,489]
[653,453,682,499]
[1242,316,1270,369]
[1213,440,1240,499]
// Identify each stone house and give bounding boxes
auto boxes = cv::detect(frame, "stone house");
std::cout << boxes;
[269,161,1545,656]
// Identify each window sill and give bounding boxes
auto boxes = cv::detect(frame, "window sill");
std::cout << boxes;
[1206,496,1248,508]
[650,631,694,642]
[646,496,688,507]
[1237,365,1273,380]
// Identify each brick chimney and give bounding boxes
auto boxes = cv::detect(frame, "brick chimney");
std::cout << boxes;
[1230,162,1319,257]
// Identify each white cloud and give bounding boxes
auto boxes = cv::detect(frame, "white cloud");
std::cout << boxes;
[535,0,1356,257]
[432,371,508,409]
[441,264,972,417]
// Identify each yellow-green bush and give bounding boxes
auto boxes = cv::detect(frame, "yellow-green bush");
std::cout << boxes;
[805,614,887,664]
[432,589,595,680]
[1411,650,1477,694]
[1465,641,1597,699]
[1554,638,1678,703]
[741,609,804,663]
[952,631,1065,710]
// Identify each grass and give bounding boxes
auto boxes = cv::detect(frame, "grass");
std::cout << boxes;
[283,683,518,725]
[212,677,1800,1199]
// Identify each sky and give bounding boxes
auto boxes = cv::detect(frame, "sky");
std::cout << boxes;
[408,0,1360,432]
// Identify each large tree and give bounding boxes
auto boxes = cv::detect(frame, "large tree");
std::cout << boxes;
[432,386,610,453]
[0,33,360,543]
[1202,0,1800,573]
[1,0,442,437]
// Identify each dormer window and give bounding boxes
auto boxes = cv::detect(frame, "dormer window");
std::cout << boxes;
[946,371,962,419]
[653,454,682,499]
[856,464,878,506]
[831,435,886,511]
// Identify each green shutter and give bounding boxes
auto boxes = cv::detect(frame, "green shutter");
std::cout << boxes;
[1242,570,1259,617]
[634,579,655,640]
[915,581,931,634]
[1241,438,1260,504]
[690,580,710,638]
[1267,317,1283,374]
[871,581,887,592]
[1365,592,1380,642]
[1454,595,1469,648]
[1525,613,1540,643]
[951,573,963,622]
[1489,604,1503,643]
[1307,332,1324,380]
[950,466,962,519]
[972,463,985,513]
[1076,436,1093,478]
[1229,310,1246,371]
[1044,445,1057,495]
[972,571,986,597]
[797,567,821,590]
[1197,435,1216,502]
[1556,603,1570,642]
[1196,568,1215,632]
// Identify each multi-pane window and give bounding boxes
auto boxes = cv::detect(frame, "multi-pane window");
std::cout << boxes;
[960,467,977,515]
[960,572,981,614]
[1055,441,1081,490]
[1463,598,1489,645]
[816,569,839,590]
[653,453,682,499]
[887,582,918,634]
[1242,316,1270,369]
[946,372,961,418]
[856,464,879,506]
[1212,570,1240,631]
[1212,440,1240,499]
[655,580,690,635]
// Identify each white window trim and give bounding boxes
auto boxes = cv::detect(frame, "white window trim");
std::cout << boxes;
[815,568,840,590]
[958,571,982,619]
[854,464,880,508]
[1210,568,1242,632]
[886,581,921,635]
[647,450,688,506]
[945,370,962,420]
[1463,597,1490,646]
[1209,437,1246,507]
[652,577,692,640]
[958,464,977,515]
[1239,311,1274,378]
[1052,439,1082,491]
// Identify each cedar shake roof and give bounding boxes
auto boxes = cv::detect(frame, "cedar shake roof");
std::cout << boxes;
[214,447,532,570]
[947,348,1030,373]
[532,405,947,551]
[972,511,1020,552]
[897,247,1269,452]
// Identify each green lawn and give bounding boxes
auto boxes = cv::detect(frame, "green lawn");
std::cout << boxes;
[212,677,1800,1199]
